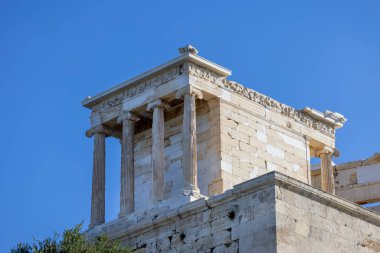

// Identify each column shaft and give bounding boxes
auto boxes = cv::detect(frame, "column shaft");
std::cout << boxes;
[90,132,106,227]
[119,115,137,216]
[151,106,165,201]
[320,153,335,194]
[183,93,198,192]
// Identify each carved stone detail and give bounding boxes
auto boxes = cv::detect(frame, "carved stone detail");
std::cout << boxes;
[146,99,170,112]
[181,62,226,85]
[175,86,203,100]
[86,125,112,138]
[117,112,140,124]
[92,67,181,113]
[178,44,198,55]
[184,62,336,137]
[91,61,336,137]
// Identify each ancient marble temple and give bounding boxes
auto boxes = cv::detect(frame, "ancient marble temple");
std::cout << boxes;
[83,46,380,252]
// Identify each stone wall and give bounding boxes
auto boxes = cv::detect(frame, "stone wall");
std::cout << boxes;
[88,173,278,252]
[215,99,310,195]
[87,172,380,253]
[276,178,380,252]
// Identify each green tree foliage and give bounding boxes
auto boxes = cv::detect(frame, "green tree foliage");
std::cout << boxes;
[11,224,130,253]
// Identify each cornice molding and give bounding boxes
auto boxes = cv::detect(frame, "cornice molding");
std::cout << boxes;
[175,85,203,100]
[85,125,112,138]
[146,99,170,112]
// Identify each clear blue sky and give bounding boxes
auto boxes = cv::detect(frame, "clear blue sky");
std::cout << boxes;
[1,0,379,251]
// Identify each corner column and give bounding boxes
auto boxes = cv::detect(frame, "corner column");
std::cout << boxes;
[316,146,339,194]
[86,125,112,228]
[176,86,203,197]
[118,112,140,217]
[147,99,170,202]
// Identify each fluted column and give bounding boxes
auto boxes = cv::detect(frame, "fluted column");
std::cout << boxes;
[176,86,203,196]
[86,125,112,228]
[118,112,140,217]
[316,146,339,194]
[147,99,170,202]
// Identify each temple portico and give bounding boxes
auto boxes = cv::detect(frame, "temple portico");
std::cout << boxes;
[85,84,208,227]
[83,45,347,228]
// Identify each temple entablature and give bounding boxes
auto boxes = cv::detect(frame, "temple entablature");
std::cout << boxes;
[82,45,347,228]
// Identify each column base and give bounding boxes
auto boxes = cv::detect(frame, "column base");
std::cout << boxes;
[88,221,102,229]
[146,189,204,211]
[118,211,127,219]
[183,184,201,199]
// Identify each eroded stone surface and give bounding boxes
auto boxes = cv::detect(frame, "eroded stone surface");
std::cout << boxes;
[86,172,380,253]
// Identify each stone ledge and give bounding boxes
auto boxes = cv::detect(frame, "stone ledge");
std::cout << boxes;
[86,171,380,241]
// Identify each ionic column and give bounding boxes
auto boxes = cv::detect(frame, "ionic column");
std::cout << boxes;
[316,146,339,194]
[147,99,170,202]
[176,86,203,196]
[117,112,140,217]
[86,125,112,228]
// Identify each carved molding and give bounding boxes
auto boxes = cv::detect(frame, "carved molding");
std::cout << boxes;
[316,146,340,158]
[92,67,181,113]
[184,62,336,137]
[181,62,226,86]
[86,125,112,138]
[117,112,140,124]
[222,81,336,136]
[146,99,170,112]
[178,44,198,55]
[175,86,203,100]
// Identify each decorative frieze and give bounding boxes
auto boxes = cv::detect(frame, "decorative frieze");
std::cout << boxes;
[91,61,336,137]
[92,67,181,113]
[184,62,336,137]
[181,62,226,86]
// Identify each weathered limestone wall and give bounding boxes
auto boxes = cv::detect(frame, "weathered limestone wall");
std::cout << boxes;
[121,184,276,252]
[89,173,278,253]
[134,99,221,210]
[87,172,380,253]
[196,99,221,196]
[215,99,310,195]
[276,181,380,252]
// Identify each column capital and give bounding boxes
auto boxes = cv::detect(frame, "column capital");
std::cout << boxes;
[117,111,140,124]
[146,99,170,112]
[315,146,340,157]
[86,125,112,138]
[304,136,312,142]
[175,86,203,100]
